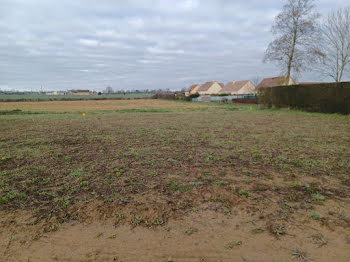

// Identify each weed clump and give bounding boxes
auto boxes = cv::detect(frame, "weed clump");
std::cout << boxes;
[310,212,322,220]
[69,168,85,178]
[113,168,125,177]
[185,227,198,235]
[311,193,325,201]
[269,224,287,236]
[224,240,242,249]
[239,190,252,198]
[291,248,308,261]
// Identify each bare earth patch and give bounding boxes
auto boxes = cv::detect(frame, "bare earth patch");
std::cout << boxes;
[2,208,349,262]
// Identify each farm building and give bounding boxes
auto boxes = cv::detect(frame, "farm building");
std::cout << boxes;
[69,90,91,95]
[219,80,256,95]
[257,75,295,89]
[198,81,224,95]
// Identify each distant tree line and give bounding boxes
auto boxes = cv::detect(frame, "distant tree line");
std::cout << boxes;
[102,87,169,94]
[1,89,160,95]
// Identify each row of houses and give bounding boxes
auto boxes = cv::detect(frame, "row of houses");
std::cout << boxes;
[186,75,297,96]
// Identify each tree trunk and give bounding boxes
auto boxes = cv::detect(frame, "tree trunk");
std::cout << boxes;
[286,29,297,85]
[336,51,340,82]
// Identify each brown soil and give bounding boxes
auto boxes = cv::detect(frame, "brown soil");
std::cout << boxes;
[2,206,349,262]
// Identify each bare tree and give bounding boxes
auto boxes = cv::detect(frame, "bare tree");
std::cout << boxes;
[264,0,320,83]
[104,86,113,94]
[251,76,262,86]
[315,8,350,82]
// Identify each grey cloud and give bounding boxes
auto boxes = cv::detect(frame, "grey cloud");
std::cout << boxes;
[0,0,349,91]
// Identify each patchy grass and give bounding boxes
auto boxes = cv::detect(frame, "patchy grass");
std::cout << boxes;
[0,99,349,238]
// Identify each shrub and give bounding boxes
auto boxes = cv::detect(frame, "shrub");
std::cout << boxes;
[189,93,200,98]
[153,92,175,100]
[184,93,200,101]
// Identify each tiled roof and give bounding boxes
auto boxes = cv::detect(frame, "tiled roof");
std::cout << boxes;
[198,81,216,92]
[257,77,288,88]
[189,84,200,91]
[222,80,251,93]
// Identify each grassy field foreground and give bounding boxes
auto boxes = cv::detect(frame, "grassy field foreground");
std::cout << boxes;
[0,100,349,261]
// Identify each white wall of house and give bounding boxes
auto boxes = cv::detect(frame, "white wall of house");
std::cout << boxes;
[235,81,257,95]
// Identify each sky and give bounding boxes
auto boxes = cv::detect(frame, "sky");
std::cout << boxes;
[0,0,348,92]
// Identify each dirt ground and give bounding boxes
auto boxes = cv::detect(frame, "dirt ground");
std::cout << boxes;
[0,100,349,261]
[1,207,349,262]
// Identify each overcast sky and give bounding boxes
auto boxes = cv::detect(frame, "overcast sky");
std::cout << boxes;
[0,0,348,91]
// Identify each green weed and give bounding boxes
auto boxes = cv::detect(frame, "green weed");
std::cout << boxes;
[69,168,85,178]
[239,190,252,198]
[310,212,322,220]
[312,193,325,201]
[271,225,287,236]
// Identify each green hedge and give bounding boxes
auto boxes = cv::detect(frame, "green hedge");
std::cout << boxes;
[258,82,350,114]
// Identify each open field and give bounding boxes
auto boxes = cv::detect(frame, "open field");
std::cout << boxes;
[1,100,350,261]
[0,99,208,113]
[0,93,154,102]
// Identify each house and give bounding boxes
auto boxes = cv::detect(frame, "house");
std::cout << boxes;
[257,75,295,89]
[189,84,201,95]
[185,84,201,96]
[219,80,257,95]
[69,90,91,95]
[198,81,224,95]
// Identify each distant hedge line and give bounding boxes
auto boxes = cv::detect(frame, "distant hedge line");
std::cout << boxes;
[153,92,175,100]
[0,97,150,102]
[258,82,350,114]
